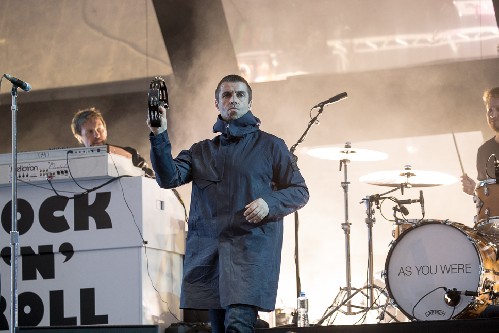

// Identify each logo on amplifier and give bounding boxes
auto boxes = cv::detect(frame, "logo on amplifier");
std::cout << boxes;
[9,164,39,172]
[16,164,39,172]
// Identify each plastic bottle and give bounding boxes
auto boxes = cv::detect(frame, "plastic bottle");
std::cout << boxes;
[297,291,309,327]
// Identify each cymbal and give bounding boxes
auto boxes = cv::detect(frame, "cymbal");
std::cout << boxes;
[303,146,388,161]
[359,169,458,187]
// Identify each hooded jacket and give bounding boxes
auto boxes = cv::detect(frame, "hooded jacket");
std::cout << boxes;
[149,111,309,311]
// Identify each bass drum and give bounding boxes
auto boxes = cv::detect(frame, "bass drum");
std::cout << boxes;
[385,221,498,321]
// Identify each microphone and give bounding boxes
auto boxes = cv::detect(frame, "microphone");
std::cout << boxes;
[312,92,348,109]
[398,204,409,216]
[444,289,461,307]
[444,288,478,307]
[395,198,420,205]
[3,73,31,92]
[419,190,425,215]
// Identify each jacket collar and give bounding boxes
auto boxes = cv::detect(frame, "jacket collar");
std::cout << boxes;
[213,111,261,139]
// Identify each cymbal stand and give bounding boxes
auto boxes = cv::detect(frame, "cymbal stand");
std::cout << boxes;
[317,186,402,325]
[339,153,353,313]
[363,195,376,308]
[362,186,405,314]
[362,194,392,308]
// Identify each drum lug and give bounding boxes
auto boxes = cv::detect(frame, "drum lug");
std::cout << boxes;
[380,270,387,279]
[485,184,489,196]
[476,199,483,211]
[483,278,495,292]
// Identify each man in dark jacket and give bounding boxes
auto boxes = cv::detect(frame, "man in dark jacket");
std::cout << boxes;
[147,74,309,332]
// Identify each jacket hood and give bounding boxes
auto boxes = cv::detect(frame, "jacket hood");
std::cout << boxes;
[213,111,261,139]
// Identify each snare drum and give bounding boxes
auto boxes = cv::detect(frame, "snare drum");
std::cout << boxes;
[475,179,499,241]
[392,220,415,239]
[392,219,441,239]
[385,221,498,321]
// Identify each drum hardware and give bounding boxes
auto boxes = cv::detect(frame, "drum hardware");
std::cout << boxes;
[443,285,499,312]
[304,142,388,316]
[482,278,496,291]
[362,194,386,310]
[317,186,405,325]
[365,187,425,240]
[444,288,479,307]
[304,142,392,322]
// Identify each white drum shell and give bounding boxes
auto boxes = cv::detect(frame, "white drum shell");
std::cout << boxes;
[385,222,496,321]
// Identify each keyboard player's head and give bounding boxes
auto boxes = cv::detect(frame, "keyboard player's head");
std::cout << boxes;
[71,107,108,147]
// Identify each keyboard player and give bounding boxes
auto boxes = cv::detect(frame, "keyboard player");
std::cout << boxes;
[70,107,154,177]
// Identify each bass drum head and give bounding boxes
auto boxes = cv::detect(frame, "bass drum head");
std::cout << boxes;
[385,221,484,321]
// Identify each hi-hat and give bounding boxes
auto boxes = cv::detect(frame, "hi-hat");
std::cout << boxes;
[303,146,388,161]
[359,168,458,187]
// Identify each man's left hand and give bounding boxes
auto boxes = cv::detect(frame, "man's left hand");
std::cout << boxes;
[244,198,269,224]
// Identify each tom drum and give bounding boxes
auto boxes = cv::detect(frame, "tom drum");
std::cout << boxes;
[475,179,499,242]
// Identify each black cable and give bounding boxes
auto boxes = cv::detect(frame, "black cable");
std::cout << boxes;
[108,153,180,321]
[354,286,387,325]
[66,150,92,191]
[411,286,446,321]
[46,174,127,200]
[31,151,181,322]
[18,178,79,194]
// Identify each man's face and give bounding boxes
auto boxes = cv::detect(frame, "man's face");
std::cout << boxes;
[215,81,252,121]
[79,117,107,147]
[486,96,499,133]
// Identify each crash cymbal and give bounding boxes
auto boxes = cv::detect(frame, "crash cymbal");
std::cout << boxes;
[359,168,458,187]
[303,146,388,161]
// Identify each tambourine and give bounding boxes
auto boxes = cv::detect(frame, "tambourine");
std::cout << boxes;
[147,76,169,127]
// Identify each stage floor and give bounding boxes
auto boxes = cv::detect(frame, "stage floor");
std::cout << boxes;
[256,318,499,333]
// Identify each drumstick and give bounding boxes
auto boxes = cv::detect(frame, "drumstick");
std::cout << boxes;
[451,130,466,175]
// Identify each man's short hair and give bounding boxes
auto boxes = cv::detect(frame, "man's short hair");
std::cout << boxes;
[71,107,106,142]
[215,74,252,103]
[483,87,499,108]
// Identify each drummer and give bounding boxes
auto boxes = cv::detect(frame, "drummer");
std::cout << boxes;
[461,87,499,195]
[460,86,499,319]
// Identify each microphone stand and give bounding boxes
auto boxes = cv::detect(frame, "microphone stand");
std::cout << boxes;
[289,105,326,298]
[9,85,20,333]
